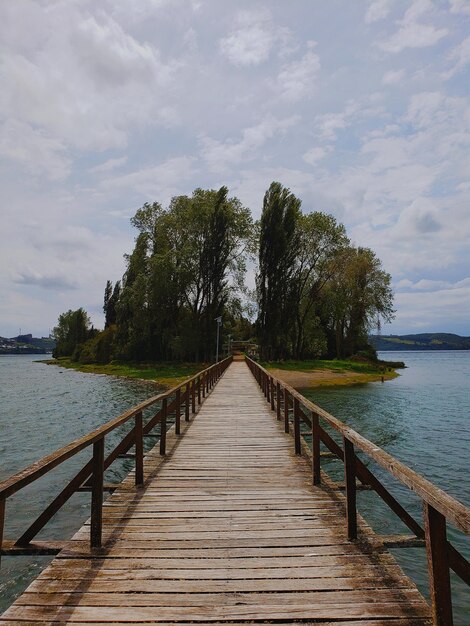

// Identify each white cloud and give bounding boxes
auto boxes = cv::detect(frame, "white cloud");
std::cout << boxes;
[100,156,197,203]
[314,101,360,141]
[14,271,78,291]
[405,92,470,136]
[382,68,406,84]
[200,115,300,173]
[395,198,442,234]
[303,147,329,166]
[0,119,70,180]
[220,25,274,67]
[365,0,392,24]
[0,4,180,158]
[219,8,288,67]
[378,0,448,53]
[449,0,470,15]
[444,36,470,78]
[276,42,320,101]
[397,278,470,291]
[393,280,470,330]
[90,157,128,174]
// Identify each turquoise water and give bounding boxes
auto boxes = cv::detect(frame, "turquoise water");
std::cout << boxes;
[0,352,469,620]
[0,355,165,612]
[301,351,469,623]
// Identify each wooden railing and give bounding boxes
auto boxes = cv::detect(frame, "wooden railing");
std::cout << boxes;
[246,356,469,626]
[0,356,232,556]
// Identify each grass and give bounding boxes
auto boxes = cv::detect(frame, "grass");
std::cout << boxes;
[260,357,402,388]
[41,358,209,388]
[260,358,397,374]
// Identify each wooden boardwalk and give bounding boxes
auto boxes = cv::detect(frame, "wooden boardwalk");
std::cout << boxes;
[0,361,431,625]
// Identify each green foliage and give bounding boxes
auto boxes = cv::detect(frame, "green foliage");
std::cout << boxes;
[256,183,394,360]
[256,182,302,359]
[53,181,394,367]
[319,246,395,358]
[52,308,93,358]
[51,358,208,387]
[104,280,120,328]
[111,186,253,362]
[261,358,387,375]
[78,326,116,364]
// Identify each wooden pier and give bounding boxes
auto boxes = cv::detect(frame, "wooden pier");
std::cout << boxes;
[1,359,469,624]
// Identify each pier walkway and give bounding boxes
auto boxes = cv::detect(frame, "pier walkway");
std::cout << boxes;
[0,361,433,624]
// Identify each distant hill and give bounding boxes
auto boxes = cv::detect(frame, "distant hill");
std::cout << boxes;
[370,333,470,351]
[0,334,55,355]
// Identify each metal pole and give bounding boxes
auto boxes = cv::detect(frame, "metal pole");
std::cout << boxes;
[215,316,222,362]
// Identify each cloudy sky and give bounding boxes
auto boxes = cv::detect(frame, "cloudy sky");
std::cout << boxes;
[1,0,469,338]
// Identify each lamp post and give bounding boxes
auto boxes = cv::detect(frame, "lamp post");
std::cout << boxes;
[215,316,222,362]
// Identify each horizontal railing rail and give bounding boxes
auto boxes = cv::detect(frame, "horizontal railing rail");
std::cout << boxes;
[0,356,232,554]
[246,356,469,626]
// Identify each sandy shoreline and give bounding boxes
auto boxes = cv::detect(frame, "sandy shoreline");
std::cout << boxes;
[268,367,397,389]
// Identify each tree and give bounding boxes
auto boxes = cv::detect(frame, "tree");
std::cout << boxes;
[320,246,395,358]
[103,280,120,328]
[256,182,302,359]
[52,308,92,358]
[114,233,150,359]
[112,187,253,361]
[290,212,349,358]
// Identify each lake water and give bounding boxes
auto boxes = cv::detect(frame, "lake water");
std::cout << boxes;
[0,352,469,621]
[301,351,470,623]
[0,355,165,613]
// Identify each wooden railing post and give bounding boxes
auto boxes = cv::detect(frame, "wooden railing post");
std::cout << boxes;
[284,389,290,433]
[185,383,190,421]
[175,388,181,435]
[192,379,196,412]
[276,383,281,420]
[312,412,321,485]
[424,503,453,626]
[343,436,357,540]
[134,411,144,486]
[160,398,167,456]
[202,373,206,398]
[0,497,5,567]
[270,378,275,411]
[293,398,301,455]
[266,374,270,403]
[90,437,104,548]
[197,376,201,404]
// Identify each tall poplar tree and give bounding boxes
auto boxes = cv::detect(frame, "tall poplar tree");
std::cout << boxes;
[256,182,302,359]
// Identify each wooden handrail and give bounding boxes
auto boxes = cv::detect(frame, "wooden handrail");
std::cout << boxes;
[0,357,231,500]
[246,357,470,534]
[246,356,469,626]
[0,356,232,552]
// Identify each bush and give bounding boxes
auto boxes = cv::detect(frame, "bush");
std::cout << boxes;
[78,326,116,365]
